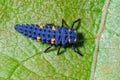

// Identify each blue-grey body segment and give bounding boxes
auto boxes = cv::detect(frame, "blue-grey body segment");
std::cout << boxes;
[14,24,77,45]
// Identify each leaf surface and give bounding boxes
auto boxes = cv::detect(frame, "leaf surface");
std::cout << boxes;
[95,0,120,80]
[0,0,106,80]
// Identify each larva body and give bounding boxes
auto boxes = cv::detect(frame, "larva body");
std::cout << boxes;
[15,24,77,45]
[15,19,82,55]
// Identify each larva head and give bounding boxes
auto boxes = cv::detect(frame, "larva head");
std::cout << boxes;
[68,28,77,44]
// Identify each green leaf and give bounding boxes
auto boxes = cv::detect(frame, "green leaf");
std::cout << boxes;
[0,0,106,80]
[95,0,120,80]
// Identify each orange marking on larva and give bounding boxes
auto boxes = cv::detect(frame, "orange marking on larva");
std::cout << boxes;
[40,24,43,29]
[37,37,41,42]
[52,26,56,30]
[51,38,55,44]
[51,41,54,44]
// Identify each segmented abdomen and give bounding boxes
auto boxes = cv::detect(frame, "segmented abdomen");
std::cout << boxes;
[15,24,69,45]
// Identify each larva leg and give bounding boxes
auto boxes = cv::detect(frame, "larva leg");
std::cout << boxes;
[62,19,69,27]
[71,18,81,28]
[44,45,53,53]
[57,46,61,55]
[72,45,83,56]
